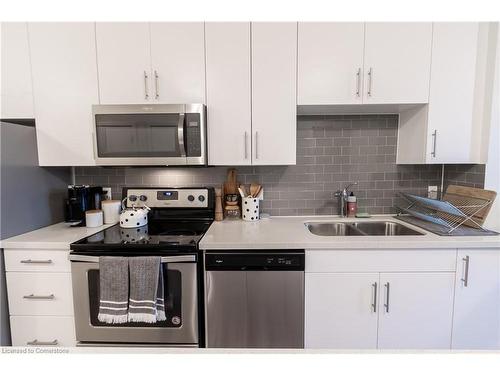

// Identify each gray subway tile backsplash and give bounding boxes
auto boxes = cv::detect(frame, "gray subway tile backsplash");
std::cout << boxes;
[75,115,486,216]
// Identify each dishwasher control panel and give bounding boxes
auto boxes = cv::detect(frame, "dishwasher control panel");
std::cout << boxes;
[205,252,305,271]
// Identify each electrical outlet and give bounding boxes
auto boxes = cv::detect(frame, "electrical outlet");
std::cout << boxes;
[427,185,438,199]
[102,187,112,200]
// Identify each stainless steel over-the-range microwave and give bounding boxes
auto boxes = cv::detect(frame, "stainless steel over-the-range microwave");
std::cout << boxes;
[92,104,206,166]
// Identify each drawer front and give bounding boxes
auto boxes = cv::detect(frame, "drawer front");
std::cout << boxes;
[6,273,74,316]
[305,249,457,273]
[10,316,76,347]
[4,250,70,272]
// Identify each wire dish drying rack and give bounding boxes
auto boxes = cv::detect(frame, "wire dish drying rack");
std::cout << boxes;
[397,191,494,234]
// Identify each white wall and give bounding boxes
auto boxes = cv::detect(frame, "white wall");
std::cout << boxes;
[484,24,500,231]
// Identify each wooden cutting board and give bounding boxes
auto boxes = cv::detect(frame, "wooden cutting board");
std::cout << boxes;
[441,185,497,228]
[223,168,238,195]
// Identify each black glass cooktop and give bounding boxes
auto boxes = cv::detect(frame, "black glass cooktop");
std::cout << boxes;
[70,220,212,253]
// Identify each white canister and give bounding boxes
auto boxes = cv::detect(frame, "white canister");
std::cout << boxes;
[242,197,260,221]
[86,210,103,228]
[101,200,121,224]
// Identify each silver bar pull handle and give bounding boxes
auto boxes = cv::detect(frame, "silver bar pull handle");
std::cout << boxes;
[27,339,58,346]
[431,130,437,158]
[69,254,195,263]
[367,67,373,97]
[372,282,378,313]
[144,70,149,100]
[244,131,248,159]
[177,112,186,157]
[356,68,361,97]
[384,282,390,313]
[255,131,259,159]
[461,255,470,287]
[23,294,55,300]
[20,259,53,264]
[154,70,159,99]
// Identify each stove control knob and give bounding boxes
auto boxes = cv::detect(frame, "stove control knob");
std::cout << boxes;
[187,195,195,202]
[198,195,205,202]
[139,195,148,202]
[128,195,137,202]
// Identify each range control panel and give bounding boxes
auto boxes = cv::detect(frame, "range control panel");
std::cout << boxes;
[125,188,209,208]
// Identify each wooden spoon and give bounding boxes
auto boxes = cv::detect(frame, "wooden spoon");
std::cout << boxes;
[250,183,259,198]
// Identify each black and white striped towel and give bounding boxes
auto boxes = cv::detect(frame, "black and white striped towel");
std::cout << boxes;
[128,256,166,323]
[97,256,129,324]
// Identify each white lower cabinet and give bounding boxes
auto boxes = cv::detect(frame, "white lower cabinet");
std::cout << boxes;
[10,316,76,347]
[452,249,500,349]
[5,249,76,347]
[305,250,456,349]
[305,273,379,349]
[6,272,74,316]
[377,272,454,349]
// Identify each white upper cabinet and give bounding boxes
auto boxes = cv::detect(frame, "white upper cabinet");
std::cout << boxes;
[426,23,483,164]
[363,23,432,104]
[1,22,34,119]
[96,23,152,104]
[28,22,98,166]
[150,23,205,103]
[251,22,297,165]
[452,250,500,349]
[96,22,206,105]
[398,22,495,164]
[298,23,365,105]
[205,22,252,165]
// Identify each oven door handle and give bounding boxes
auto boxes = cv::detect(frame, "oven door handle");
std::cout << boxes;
[69,254,196,263]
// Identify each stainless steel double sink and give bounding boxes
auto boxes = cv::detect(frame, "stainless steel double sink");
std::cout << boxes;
[305,221,424,236]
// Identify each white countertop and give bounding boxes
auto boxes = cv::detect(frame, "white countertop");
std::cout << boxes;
[0,222,114,250]
[2,216,499,252]
[199,215,500,250]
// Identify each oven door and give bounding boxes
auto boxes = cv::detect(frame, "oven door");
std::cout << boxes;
[92,104,206,166]
[70,254,198,346]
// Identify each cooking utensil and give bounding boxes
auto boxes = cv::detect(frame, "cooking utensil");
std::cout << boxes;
[238,187,245,198]
[250,183,260,198]
[239,184,248,197]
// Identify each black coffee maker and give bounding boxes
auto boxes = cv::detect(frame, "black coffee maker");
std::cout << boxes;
[65,185,105,226]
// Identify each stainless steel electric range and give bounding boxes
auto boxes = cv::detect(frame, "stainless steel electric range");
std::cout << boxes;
[69,187,214,347]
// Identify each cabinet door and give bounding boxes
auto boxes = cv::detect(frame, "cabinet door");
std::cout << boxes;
[1,22,34,119]
[251,22,297,165]
[452,250,500,349]
[205,22,252,165]
[150,22,205,103]
[363,23,432,104]
[377,272,454,349]
[298,22,365,105]
[426,23,479,163]
[305,273,379,349]
[96,22,152,104]
[28,22,98,166]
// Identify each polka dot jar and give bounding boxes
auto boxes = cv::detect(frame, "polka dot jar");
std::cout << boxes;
[242,197,260,221]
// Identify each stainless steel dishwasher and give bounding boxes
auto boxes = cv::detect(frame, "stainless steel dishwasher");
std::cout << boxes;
[204,251,305,348]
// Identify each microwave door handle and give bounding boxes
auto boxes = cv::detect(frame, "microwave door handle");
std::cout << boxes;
[177,113,186,157]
